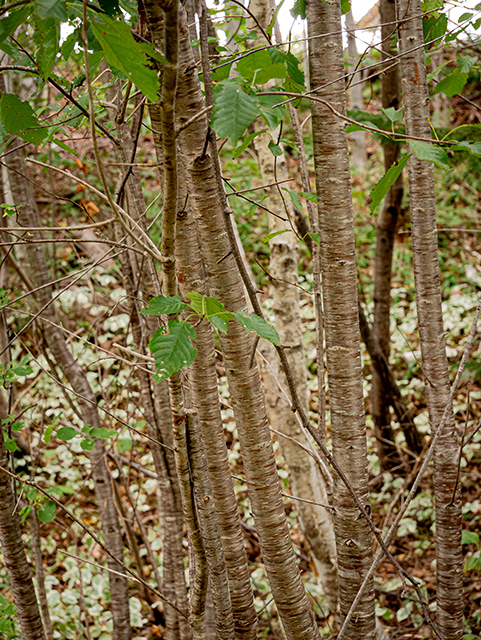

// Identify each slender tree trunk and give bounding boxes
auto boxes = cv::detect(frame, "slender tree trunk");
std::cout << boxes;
[5,148,131,640]
[29,509,54,640]
[172,165,257,638]
[143,5,321,638]
[371,0,404,471]
[306,1,376,638]
[345,11,367,172]
[245,0,338,613]
[396,0,463,636]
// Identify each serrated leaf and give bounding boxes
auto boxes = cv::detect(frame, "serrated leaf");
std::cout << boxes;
[369,155,410,212]
[270,49,304,86]
[433,68,468,97]
[0,94,47,145]
[35,0,68,21]
[459,55,477,74]
[61,30,77,60]
[409,140,449,169]
[236,50,271,78]
[299,191,317,203]
[90,16,160,102]
[423,13,447,46]
[141,295,187,316]
[38,500,56,523]
[341,0,351,14]
[36,18,59,79]
[56,426,77,441]
[149,320,197,380]
[256,93,285,130]
[308,232,320,245]
[186,292,233,333]
[212,84,260,143]
[453,141,481,157]
[462,530,479,545]
[268,140,282,156]
[0,7,32,42]
[381,106,403,122]
[262,229,291,244]
[90,428,117,439]
[290,0,305,19]
[233,311,281,346]
[81,438,95,451]
[283,187,301,209]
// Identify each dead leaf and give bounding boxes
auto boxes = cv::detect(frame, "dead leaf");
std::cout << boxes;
[85,201,100,216]
[76,183,86,193]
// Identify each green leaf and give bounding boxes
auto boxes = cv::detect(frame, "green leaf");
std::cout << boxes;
[290,0,305,19]
[256,93,285,130]
[0,7,32,43]
[452,141,481,157]
[90,15,161,102]
[35,0,68,21]
[341,0,351,14]
[381,106,403,122]
[233,130,264,159]
[141,295,187,316]
[433,68,468,97]
[409,140,449,170]
[458,12,472,22]
[236,50,271,79]
[266,0,284,36]
[268,140,282,156]
[98,0,120,15]
[56,426,77,441]
[423,13,447,46]
[36,18,59,79]
[61,31,77,60]
[270,49,304,86]
[118,438,132,451]
[38,500,56,523]
[212,83,260,143]
[149,320,197,380]
[308,232,320,245]
[299,191,317,203]
[233,311,281,346]
[458,55,477,74]
[462,530,479,545]
[0,93,47,145]
[90,427,117,439]
[186,292,233,334]
[369,155,410,213]
[283,187,301,209]
[81,438,95,451]
[4,436,18,452]
[262,229,291,243]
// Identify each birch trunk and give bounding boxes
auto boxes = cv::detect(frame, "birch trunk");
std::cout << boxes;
[306,0,376,637]
[5,148,131,640]
[372,0,403,470]
[147,6,321,638]
[396,0,463,636]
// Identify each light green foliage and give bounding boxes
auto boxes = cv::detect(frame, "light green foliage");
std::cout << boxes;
[233,311,281,346]
[38,500,56,523]
[35,0,68,21]
[140,294,187,315]
[409,140,449,170]
[434,69,468,97]
[212,83,261,143]
[369,155,410,212]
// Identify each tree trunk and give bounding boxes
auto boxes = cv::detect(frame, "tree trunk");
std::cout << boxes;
[306,1,376,638]
[143,4,321,638]
[5,148,132,640]
[371,0,404,471]
[345,11,367,172]
[396,0,463,636]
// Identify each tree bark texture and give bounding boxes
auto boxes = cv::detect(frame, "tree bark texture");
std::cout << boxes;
[396,0,463,636]
[159,7,321,640]
[306,1,376,638]
[6,148,131,640]
[246,0,338,614]
[372,0,404,471]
